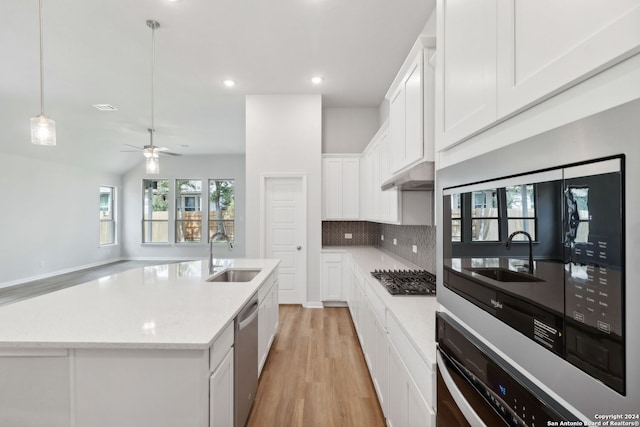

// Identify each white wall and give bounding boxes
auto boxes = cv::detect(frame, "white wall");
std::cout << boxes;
[120,155,246,260]
[322,107,379,153]
[0,153,122,287]
[245,95,322,304]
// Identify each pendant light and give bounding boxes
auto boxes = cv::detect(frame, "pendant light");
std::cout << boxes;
[145,19,160,174]
[30,0,56,146]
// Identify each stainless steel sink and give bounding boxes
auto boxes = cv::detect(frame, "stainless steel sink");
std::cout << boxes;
[468,268,543,283]
[206,269,261,283]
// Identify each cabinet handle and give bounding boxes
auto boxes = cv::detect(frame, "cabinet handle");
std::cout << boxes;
[297,246,302,250]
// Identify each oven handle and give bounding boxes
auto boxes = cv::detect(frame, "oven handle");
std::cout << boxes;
[437,350,487,427]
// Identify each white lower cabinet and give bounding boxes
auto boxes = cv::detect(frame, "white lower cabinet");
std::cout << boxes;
[0,349,71,427]
[210,347,234,427]
[345,255,435,427]
[321,251,345,301]
[258,273,279,374]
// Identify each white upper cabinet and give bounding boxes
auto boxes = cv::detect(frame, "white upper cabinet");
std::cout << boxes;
[388,36,436,174]
[496,0,640,117]
[436,0,640,151]
[435,0,498,151]
[322,156,360,220]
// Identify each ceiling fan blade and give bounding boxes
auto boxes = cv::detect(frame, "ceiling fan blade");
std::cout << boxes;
[123,144,143,150]
[160,151,182,157]
[120,150,141,153]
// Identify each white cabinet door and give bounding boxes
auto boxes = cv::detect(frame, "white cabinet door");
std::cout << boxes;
[321,252,344,301]
[210,348,234,427]
[436,0,498,150]
[373,314,389,416]
[378,131,400,224]
[404,56,424,168]
[342,158,360,219]
[0,350,70,427]
[387,342,409,427]
[389,84,406,174]
[322,157,360,220]
[322,158,343,219]
[259,279,279,373]
[497,0,640,118]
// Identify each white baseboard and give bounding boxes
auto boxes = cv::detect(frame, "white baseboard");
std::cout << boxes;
[303,301,324,309]
[322,301,348,308]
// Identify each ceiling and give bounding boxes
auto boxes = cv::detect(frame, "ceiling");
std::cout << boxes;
[0,0,435,175]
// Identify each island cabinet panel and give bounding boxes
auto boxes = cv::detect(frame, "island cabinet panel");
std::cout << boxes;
[74,348,210,427]
[0,349,70,427]
[210,347,234,427]
[258,272,279,374]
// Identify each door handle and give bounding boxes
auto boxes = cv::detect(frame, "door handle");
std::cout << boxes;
[297,246,302,250]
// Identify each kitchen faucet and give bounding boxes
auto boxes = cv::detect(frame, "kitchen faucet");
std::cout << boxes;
[209,230,233,273]
[506,230,534,274]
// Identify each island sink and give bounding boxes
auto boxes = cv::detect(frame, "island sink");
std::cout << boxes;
[468,267,543,283]
[207,268,262,283]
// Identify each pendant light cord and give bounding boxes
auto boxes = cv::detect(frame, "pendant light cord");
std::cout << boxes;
[39,0,45,115]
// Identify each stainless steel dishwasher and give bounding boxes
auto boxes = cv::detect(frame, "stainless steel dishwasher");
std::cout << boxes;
[234,295,259,427]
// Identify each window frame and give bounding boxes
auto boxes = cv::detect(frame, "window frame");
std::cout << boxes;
[142,179,170,244]
[208,179,235,243]
[99,186,116,245]
[175,179,203,244]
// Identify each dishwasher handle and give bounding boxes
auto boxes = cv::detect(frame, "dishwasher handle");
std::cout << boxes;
[237,301,259,331]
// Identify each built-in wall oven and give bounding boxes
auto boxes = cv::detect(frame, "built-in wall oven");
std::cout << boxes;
[442,156,625,395]
[436,312,578,426]
[437,101,640,422]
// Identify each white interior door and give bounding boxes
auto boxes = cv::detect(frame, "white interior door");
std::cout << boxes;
[264,177,306,304]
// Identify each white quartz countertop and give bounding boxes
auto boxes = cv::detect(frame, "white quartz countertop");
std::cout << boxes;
[0,259,279,350]
[322,246,439,370]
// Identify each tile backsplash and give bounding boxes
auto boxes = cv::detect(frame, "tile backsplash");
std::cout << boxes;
[322,221,437,273]
[322,221,380,246]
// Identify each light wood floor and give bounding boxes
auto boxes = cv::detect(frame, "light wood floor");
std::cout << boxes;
[247,305,386,427]
[0,260,187,307]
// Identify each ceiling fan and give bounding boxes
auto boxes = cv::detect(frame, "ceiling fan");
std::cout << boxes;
[121,129,182,157]
[121,19,183,174]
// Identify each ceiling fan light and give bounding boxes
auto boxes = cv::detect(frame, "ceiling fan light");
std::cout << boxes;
[30,114,56,145]
[146,156,160,174]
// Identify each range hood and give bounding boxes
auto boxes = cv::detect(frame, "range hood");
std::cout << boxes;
[381,161,435,191]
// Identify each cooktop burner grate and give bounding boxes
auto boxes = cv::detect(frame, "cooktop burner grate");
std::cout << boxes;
[370,269,436,295]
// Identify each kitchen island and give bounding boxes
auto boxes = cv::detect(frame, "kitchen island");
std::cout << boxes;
[0,258,280,427]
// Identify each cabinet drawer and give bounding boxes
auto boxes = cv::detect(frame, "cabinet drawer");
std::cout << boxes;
[209,321,234,372]
[322,252,343,263]
[387,314,435,408]
[366,283,386,326]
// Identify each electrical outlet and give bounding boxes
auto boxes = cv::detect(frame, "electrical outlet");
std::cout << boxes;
[344,233,353,239]
[381,234,384,241]
[393,238,397,246]
[412,245,418,254]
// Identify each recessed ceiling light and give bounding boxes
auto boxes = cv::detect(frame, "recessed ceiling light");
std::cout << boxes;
[93,104,117,111]
[222,79,236,88]
[311,76,323,85]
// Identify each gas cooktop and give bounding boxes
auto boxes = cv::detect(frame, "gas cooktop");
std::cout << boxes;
[371,269,436,296]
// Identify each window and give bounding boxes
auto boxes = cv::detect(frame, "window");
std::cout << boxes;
[506,184,537,240]
[99,186,115,245]
[209,180,235,242]
[471,189,499,241]
[142,179,169,243]
[176,179,202,243]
